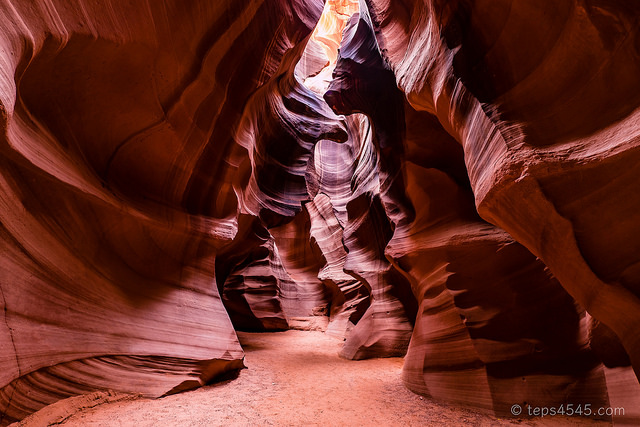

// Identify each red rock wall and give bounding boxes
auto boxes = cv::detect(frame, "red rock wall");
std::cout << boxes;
[0,0,324,423]
[1,0,639,422]
[324,6,615,414]
[365,0,640,415]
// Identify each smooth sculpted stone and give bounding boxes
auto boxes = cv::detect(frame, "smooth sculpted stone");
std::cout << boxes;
[215,215,289,332]
[325,3,610,415]
[306,194,371,338]
[0,0,325,423]
[269,208,329,321]
[2,0,639,423]
[354,0,640,421]
[235,36,349,227]
[366,0,640,385]
[321,11,418,360]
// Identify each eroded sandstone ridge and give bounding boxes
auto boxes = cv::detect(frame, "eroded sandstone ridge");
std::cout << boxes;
[0,0,639,423]
[0,0,323,423]
[363,0,640,400]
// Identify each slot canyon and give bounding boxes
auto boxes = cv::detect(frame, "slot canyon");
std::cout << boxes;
[1,0,640,425]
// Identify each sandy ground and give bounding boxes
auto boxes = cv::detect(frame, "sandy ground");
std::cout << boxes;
[16,330,611,427]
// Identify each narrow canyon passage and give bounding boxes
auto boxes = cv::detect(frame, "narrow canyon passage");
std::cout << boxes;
[15,331,605,427]
[2,0,640,425]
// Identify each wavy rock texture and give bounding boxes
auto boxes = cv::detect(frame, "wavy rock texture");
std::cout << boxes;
[215,215,289,332]
[0,0,325,424]
[324,6,612,414]
[319,11,418,360]
[2,0,640,423]
[269,208,328,321]
[365,0,640,415]
[305,194,370,338]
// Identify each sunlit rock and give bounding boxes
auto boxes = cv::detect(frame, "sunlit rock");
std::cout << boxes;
[365,0,640,386]
[1,0,639,423]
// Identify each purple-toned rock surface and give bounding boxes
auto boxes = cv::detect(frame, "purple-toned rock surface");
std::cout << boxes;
[1,0,639,423]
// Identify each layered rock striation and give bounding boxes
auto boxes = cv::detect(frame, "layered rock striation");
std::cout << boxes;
[365,0,640,384]
[1,0,639,423]
[0,0,324,423]
[324,5,610,413]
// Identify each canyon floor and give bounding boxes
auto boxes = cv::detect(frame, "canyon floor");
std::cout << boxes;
[17,330,609,427]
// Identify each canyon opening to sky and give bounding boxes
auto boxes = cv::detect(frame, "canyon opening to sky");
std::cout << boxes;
[1,0,640,425]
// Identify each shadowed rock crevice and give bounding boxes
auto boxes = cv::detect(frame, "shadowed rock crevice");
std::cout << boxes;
[1,0,639,424]
[366,0,640,419]
[326,2,622,417]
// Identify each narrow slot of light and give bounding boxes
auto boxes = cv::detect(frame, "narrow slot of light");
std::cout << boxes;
[301,0,359,95]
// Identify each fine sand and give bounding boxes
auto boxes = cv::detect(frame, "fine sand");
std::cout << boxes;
[16,330,609,426]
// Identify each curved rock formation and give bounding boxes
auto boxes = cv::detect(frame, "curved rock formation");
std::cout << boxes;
[269,208,329,322]
[1,0,640,423]
[365,0,640,383]
[324,6,611,414]
[0,0,324,423]
[305,193,370,338]
[215,215,289,332]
